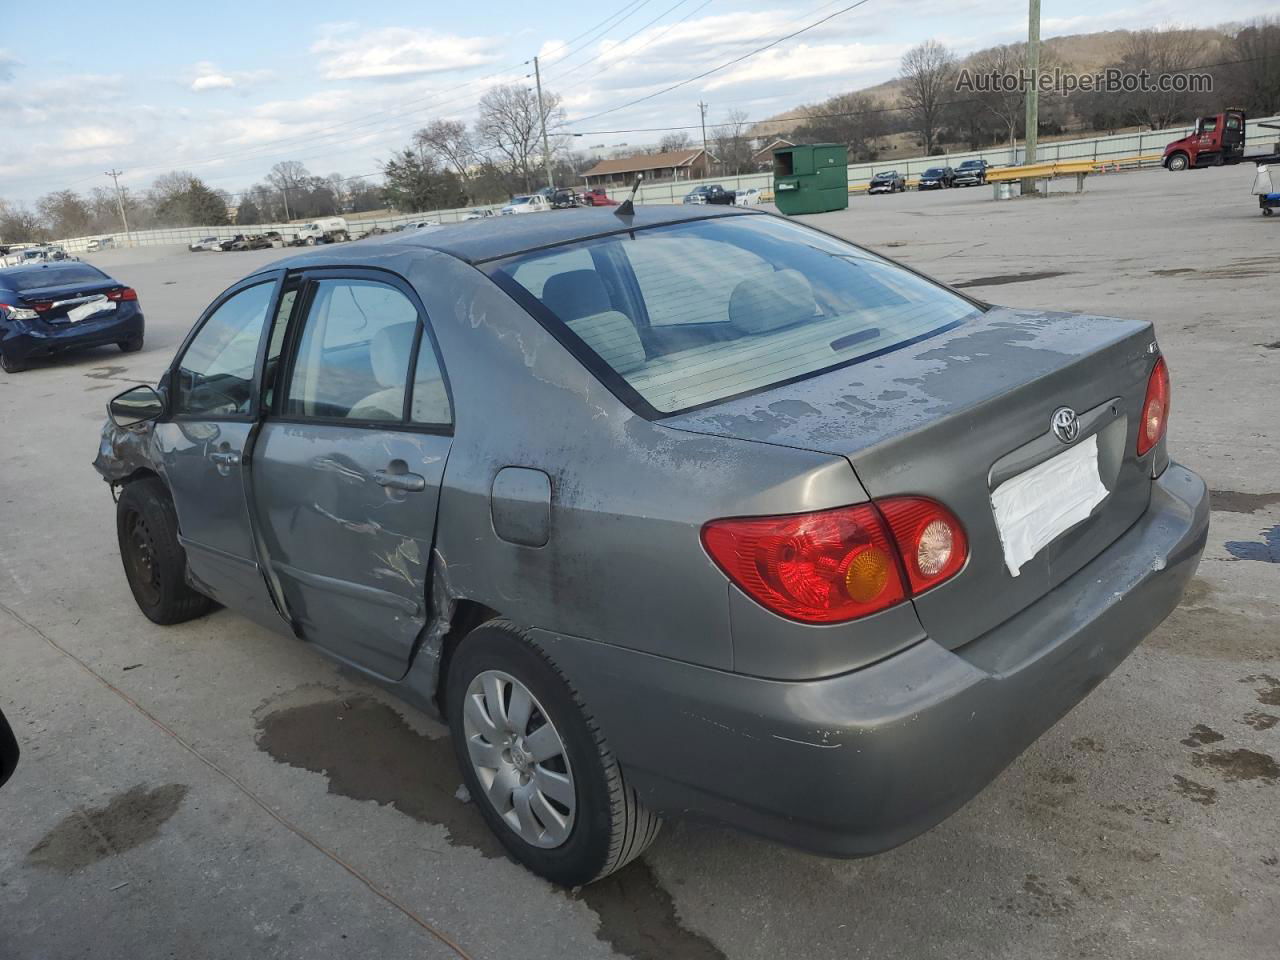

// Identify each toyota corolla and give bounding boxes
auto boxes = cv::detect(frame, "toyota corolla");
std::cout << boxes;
[93,205,1208,886]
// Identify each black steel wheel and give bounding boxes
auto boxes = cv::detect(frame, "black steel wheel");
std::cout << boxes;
[116,478,214,624]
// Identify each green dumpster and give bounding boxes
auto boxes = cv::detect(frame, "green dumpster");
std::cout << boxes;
[772,143,849,215]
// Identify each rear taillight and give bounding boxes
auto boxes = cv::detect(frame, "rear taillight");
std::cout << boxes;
[701,497,967,624]
[1137,357,1170,456]
[877,497,968,593]
[0,302,40,320]
[107,287,137,302]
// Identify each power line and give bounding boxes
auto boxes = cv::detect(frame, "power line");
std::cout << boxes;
[543,0,695,85]
[570,0,876,124]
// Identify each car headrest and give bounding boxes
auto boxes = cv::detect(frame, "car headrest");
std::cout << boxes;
[541,270,611,321]
[566,310,645,374]
[728,269,817,335]
[370,321,417,388]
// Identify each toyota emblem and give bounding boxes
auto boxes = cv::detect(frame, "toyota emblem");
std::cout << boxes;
[1051,407,1080,444]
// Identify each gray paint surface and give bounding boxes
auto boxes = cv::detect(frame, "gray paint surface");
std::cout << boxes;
[3,166,1277,960]
[90,207,1207,855]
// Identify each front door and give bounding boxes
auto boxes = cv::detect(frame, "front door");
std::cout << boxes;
[157,276,284,627]
[252,271,454,679]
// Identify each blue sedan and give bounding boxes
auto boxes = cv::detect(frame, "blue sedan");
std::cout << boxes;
[0,261,145,373]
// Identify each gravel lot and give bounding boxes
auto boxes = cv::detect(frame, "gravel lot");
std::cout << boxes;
[1,166,1277,960]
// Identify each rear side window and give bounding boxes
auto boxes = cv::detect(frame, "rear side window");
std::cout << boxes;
[492,215,981,416]
[285,279,419,421]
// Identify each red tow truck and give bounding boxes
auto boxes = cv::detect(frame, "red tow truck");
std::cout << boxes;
[1162,109,1280,170]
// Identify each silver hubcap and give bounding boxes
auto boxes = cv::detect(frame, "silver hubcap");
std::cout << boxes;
[462,670,575,848]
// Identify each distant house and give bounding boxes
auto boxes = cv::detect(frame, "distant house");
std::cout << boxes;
[581,149,713,187]
[750,139,795,171]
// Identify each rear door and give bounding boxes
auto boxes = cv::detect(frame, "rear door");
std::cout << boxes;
[155,274,285,627]
[251,269,454,680]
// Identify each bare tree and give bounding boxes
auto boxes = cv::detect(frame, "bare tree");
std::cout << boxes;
[792,92,886,161]
[1222,18,1280,116]
[267,161,309,218]
[712,108,753,175]
[1118,28,1204,129]
[900,40,956,154]
[415,119,477,182]
[476,84,565,193]
[659,131,692,152]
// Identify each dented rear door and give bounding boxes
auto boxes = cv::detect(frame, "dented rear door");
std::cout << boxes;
[251,269,453,680]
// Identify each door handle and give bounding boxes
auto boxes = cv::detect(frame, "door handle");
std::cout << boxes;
[375,469,426,493]
[209,451,241,466]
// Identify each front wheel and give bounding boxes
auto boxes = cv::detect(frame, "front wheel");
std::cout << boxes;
[1,352,27,374]
[304,236,316,246]
[447,621,660,886]
[1167,153,1189,171]
[118,336,144,353]
[1264,207,1275,217]
[116,478,214,625]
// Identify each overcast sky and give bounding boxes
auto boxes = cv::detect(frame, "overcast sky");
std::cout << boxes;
[1,0,1270,205]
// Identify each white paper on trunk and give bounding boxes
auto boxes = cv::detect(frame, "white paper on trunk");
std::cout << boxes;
[990,433,1109,577]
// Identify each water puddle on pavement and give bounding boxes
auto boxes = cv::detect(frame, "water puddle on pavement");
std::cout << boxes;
[26,783,188,873]
[255,695,725,960]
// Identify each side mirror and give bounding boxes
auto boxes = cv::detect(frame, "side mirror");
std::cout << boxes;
[0,706,17,789]
[108,384,166,428]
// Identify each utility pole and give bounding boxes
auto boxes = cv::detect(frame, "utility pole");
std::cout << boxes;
[104,169,132,247]
[281,185,291,221]
[1022,0,1041,194]
[698,101,709,177]
[533,56,555,191]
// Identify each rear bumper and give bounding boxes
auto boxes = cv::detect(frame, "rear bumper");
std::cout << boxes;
[533,464,1209,856]
[1,309,143,363]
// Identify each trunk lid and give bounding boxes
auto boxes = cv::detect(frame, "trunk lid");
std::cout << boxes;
[20,278,124,324]
[663,306,1159,650]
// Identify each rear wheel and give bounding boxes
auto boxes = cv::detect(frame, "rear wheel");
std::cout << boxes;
[446,621,660,886]
[116,478,214,625]
[118,336,144,353]
[1167,153,1189,171]
[1,352,27,374]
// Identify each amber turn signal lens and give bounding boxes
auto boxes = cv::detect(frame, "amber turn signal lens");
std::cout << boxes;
[844,546,891,603]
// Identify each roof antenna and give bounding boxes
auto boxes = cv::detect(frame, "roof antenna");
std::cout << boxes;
[615,175,643,217]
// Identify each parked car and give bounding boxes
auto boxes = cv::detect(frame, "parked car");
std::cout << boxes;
[580,189,617,207]
[189,237,221,252]
[245,235,273,251]
[551,188,579,209]
[397,220,441,232]
[217,235,249,252]
[1,260,144,372]
[94,206,1205,888]
[868,171,906,194]
[734,187,764,206]
[500,195,551,215]
[918,166,954,190]
[683,184,736,205]
[87,237,116,252]
[293,217,350,245]
[262,231,285,247]
[2,245,76,267]
[952,159,989,187]
[463,210,496,221]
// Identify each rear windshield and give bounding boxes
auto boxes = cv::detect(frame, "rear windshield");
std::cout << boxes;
[6,263,107,291]
[490,214,981,416]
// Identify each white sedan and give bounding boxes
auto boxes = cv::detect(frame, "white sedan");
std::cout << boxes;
[500,195,551,215]
[735,188,763,206]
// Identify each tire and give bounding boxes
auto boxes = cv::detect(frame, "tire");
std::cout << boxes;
[1264,208,1275,217]
[116,477,214,625]
[1167,153,1189,172]
[446,620,660,886]
[118,336,144,353]
[1,352,27,374]
[304,237,316,246]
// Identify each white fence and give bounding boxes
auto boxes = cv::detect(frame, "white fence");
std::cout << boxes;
[47,114,1280,252]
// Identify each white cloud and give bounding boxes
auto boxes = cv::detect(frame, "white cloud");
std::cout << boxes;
[192,73,235,91]
[311,23,504,80]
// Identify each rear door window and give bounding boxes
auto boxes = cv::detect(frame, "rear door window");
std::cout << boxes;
[284,279,419,421]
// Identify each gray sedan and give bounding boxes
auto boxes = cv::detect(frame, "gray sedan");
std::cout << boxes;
[94,206,1208,886]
